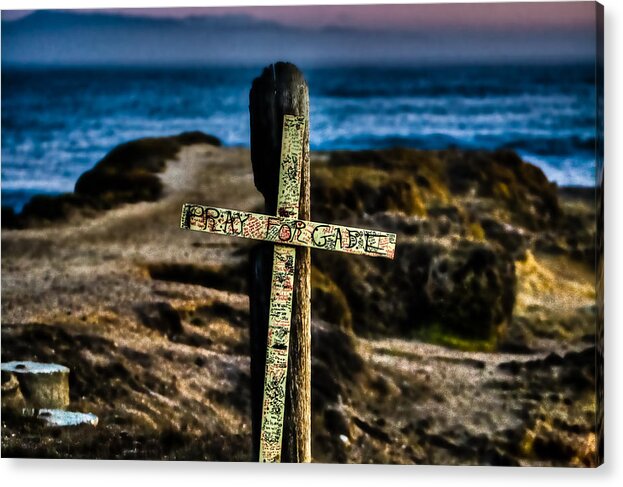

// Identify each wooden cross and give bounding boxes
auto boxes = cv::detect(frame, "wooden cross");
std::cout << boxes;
[179,64,396,463]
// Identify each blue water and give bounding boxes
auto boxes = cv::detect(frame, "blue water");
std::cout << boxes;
[1,65,597,211]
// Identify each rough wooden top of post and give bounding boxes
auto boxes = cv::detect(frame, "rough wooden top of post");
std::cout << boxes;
[250,62,310,215]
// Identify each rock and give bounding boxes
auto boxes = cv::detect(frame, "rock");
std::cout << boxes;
[324,406,351,437]
[360,211,463,239]
[359,211,428,237]
[18,193,104,228]
[311,148,448,222]
[314,239,515,347]
[480,217,528,259]
[311,268,352,330]
[27,408,98,427]
[311,320,364,409]
[307,146,584,351]
[311,147,561,231]
[75,131,219,202]
[135,302,184,340]
[1,205,20,229]
[425,241,516,343]
[444,149,561,230]
[535,210,596,265]
[1,361,70,410]
[12,131,221,228]
[1,372,26,410]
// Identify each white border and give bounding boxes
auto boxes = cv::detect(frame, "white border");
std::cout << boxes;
[1,1,620,486]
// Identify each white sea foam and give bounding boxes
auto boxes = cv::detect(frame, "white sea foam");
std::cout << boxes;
[1,65,598,211]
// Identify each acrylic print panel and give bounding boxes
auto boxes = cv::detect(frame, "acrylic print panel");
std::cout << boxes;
[1,1,604,466]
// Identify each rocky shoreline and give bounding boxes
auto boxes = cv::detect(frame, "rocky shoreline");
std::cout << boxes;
[1,133,597,465]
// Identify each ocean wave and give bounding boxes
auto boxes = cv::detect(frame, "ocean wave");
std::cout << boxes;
[1,65,597,210]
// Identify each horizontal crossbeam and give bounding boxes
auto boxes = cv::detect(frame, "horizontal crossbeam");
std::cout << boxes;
[180,203,396,259]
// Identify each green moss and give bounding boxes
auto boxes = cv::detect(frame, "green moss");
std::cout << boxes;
[469,222,486,241]
[493,182,512,200]
[312,165,433,220]
[416,322,498,352]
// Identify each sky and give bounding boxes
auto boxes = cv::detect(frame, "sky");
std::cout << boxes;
[1,3,598,66]
[2,2,597,31]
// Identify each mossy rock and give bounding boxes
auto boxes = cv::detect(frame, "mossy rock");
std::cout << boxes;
[311,148,450,222]
[425,242,516,342]
[311,267,353,330]
[75,170,163,203]
[443,149,561,230]
[19,193,102,226]
[313,239,516,347]
[80,131,220,174]
[311,147,560,234]
[74,131,220,203]
[312,166,427,221]
[480,218,528,259]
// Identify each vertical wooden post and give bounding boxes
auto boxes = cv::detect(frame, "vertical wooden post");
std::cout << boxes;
[249,62,311,462]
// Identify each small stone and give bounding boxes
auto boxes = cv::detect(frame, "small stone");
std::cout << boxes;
[31,408,98,427]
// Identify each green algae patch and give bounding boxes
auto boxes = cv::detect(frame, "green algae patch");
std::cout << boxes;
[416,323,498,352]
[311,148,453,222]
[312,165,428,220]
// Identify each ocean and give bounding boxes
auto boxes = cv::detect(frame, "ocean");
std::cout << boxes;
[1,64,597,211]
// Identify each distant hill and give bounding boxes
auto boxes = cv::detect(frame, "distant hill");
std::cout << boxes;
[1,9,595,66]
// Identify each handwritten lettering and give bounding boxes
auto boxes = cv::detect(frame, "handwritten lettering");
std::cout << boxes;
[181,204,396,259]
[347,230,360,249]
[364,232,383,254]
[311,224,330,247]
[238,212,250,234]
[205,207,220,231]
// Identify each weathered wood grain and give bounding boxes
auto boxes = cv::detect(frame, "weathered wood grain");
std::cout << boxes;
[249,63,311,463]
[258,114,304,462]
